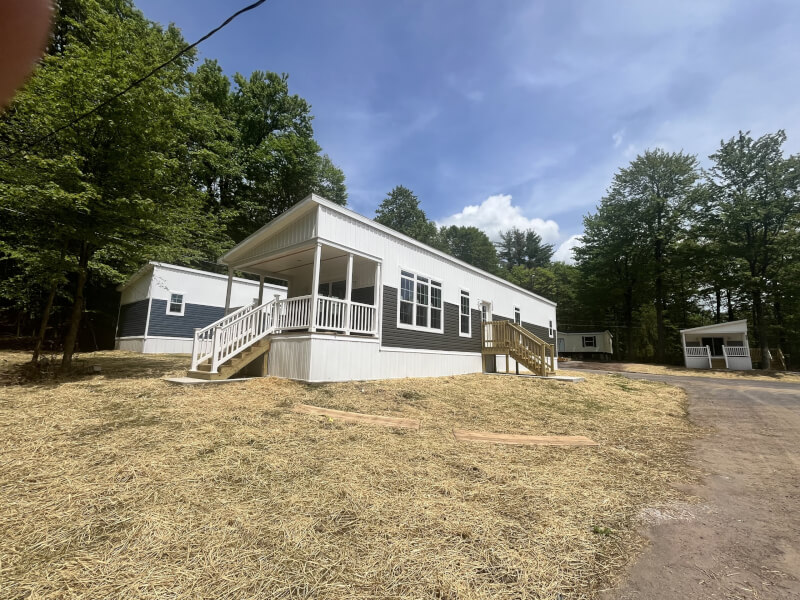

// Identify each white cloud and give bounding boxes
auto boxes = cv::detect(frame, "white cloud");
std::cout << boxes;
[553,234,582,264]
[438,194,561,243]
[612,129,624,148]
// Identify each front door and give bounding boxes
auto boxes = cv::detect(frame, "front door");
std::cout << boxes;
[701,337,724,356]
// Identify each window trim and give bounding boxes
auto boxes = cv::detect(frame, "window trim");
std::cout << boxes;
[582,335,597,348]
[548,320,554,338]
[166,291,185,316]
[459,289,471,337]
[514,306,521,325]
[396,268,444,334]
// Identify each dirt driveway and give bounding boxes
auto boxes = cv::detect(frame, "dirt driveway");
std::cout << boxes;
[587,370,800,599]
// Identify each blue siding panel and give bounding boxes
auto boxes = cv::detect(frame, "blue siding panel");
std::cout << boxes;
[148,299,225,338]
[118,299,149,337]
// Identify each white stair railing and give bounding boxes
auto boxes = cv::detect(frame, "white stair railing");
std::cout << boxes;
[684,345,712,368]
[191,298,278,373]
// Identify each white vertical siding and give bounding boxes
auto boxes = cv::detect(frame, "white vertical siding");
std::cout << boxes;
[235,208,317,265]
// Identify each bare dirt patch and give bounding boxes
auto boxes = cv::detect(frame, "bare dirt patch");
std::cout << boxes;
[0,351,697,599]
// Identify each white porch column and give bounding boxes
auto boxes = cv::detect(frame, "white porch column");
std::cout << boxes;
[344,253,353,334]
[374,261,381,337]
[309,243,322,332]
[224,266,234,315]
[681,331,687,367]
[258,275,265,305]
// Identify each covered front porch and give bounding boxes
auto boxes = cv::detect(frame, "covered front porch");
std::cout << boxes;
[680,319,752,370]
[222,241,381,337]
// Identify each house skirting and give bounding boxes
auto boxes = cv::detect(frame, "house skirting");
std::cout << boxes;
[268,334,484,382]
[116,336,193,355]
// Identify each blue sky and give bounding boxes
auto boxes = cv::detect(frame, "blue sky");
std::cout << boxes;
[137,0,800,261]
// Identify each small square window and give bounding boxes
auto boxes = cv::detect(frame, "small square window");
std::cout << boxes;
[582,335,596,348]
[168,293,184,315]
[514,307,521,325]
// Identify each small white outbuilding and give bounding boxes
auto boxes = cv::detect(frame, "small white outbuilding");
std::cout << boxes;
[680,319,752,370]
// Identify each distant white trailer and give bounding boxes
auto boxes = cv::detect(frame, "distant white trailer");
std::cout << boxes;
[680,319,752,370]
[557,330,613,360]
[115,262,286,354]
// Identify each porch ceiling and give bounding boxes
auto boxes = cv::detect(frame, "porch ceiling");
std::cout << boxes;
[240,244,374,282]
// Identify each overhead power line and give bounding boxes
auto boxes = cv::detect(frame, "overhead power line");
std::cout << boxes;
[0,0,267,162]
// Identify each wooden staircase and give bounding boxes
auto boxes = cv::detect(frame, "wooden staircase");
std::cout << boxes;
[188,338,271,381]
[481,320,556,376]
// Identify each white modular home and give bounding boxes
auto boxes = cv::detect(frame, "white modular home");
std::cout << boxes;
[557,330,613,360]
[187,194,558,382]
[680,319,752,370]
[116,262,286,354]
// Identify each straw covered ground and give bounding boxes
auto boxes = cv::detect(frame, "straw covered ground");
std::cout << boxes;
[565,359,800,382]
[0,351,697,599]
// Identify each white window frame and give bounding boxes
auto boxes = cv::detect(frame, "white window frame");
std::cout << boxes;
[396,268,443,334]
[459,289,471,337]
[514,306,521,325]
[582,335,597,348]
[548,320,554,338]
[166,291,185,316]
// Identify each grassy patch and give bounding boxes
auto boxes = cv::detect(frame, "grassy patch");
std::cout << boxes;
[0,351,697,599]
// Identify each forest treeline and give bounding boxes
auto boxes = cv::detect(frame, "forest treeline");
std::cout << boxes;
[1,0,798,369]
[0,0,346,365]
[376,133,799,368]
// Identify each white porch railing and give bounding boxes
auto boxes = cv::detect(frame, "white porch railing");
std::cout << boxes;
[350,301,377,334]
[277,295,312,330]
[684,345,712,368]
[722,345,749,369]
[316,296,347,330]
[191,295,379,374]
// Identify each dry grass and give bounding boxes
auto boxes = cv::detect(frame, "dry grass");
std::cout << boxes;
[564,360,800,383]
[0,351,697,599]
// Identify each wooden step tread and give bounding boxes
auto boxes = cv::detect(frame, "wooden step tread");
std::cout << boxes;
[293,404,420,430]
[453,429,598,446]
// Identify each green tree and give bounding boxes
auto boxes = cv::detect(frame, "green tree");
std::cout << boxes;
[497,227,554,269]
[0,0,222,367]
[437,226,498,273]
[603,149,700,362]
[374,185,438,244]
[706,131,800,368]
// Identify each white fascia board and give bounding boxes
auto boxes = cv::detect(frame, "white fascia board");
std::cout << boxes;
[679,319,749,334]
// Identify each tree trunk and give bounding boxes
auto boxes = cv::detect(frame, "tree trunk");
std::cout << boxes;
[31,280,58,363]
[61,246,90,370]
[726,289,735,321]
[714,287,722,323]
[752,289,770,370]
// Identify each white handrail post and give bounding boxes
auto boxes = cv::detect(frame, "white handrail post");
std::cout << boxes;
[344,253,353,335]
[273,294,281,330]
[722,346,729,369]
[191,328,200,370]
[224,266,234,315]
[258,275,265,305]
[309,243,322,332]
[706,345,712,369]
[211,327,221,373]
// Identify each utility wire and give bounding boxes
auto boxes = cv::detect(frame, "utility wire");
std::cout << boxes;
[0,0,267,162]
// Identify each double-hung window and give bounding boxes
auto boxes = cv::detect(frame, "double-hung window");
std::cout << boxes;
[167,292,184,316]
[399,270,442,332]
[582,335,596,348]
[514,307,521,325]
[548,320,554,338]
[459,290,471,336]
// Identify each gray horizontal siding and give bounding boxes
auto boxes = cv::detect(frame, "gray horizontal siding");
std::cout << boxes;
[382,286,481,352]
[148,299,225,339]
[118,299,149,337]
